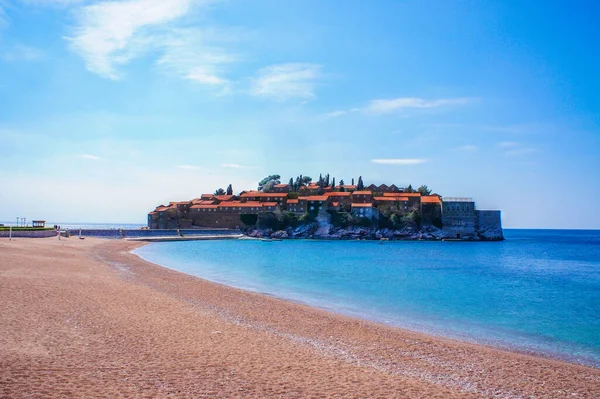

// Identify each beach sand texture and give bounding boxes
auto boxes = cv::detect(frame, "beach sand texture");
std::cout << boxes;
[1,238,599,398]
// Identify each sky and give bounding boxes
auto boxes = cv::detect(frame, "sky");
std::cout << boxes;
[0,0,599,228]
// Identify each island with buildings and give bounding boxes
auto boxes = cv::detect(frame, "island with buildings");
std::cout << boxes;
[148,174,504,241]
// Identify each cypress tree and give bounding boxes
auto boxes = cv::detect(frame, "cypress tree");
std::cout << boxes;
[226,184,233,195]
[357,176,364,190]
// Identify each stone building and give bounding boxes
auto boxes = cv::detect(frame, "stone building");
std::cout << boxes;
[351,203,379,221]
[441,198,477,239]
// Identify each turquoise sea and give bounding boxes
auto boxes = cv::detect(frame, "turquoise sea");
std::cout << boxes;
[133,229,600,367]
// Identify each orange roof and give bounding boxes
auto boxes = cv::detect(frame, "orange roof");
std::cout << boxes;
[214,195,235,201]
[307,196,328,201]
[262,202,279,207]
[326,192,351,197]
[190,205,218,209]
[240,192,288,198]
[287,199,299,204]
[374,197,409,202]
[274,183,290,188]
[351,203,373,208]
[201,194,214,199]
[351,191,372,195]
[170,201,191,205]
[218,201,264,208]
[195,200,216,205]
[421,196,442,204]
[297,196,310,200]
[149,211,158,215]
[383,192,421,197]
[154,206,171,212]
[336,185,356,189]
[331,202,340,207]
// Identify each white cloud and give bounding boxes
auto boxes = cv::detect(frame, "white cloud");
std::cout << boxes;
[365,97,470,115]
[78,154,103,161]
[454,145,478,152]
[178,165,201,170]
[497,141,519,148]
[156,28,236,89]
[504,148,538,156]
[19,0,87,6]
[250,63,322,102]
[66,0,234,84]
[326,97,470,118]
[1,44,44,61]
[220,163,248,168]
[371,158,428,165]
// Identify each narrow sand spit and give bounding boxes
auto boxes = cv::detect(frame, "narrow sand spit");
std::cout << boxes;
[0,238,598,398]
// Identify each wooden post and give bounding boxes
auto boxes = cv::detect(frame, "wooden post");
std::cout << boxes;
[9,225,12,241]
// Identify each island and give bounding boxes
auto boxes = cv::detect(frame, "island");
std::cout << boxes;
[148,174,503,241]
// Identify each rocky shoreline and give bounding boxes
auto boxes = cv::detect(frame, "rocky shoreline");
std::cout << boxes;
[244,223,504,241]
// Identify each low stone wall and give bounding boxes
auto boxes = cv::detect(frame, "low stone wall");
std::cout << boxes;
[0,230,57,238]
[66,228,241,239]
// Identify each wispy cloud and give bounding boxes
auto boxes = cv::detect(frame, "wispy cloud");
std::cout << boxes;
[497,141,538,156]
[178,165,201,170]
[66,0,235,86]
[365,97,471,115]
[78,154,103,161]
[504,148,538,156]
[371,158,428,165]
[327,97,471,118]
[19,0,87,6]
[453,145,478,152]
[250,63,322,102]
[497,141,519,148]
[156,27,238,90]
[1,44,44,61]
[220,163,250,169]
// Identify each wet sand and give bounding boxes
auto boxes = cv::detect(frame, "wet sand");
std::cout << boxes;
[1,237,599,398]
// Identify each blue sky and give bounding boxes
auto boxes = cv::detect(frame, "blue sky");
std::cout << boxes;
[0,0,598,228]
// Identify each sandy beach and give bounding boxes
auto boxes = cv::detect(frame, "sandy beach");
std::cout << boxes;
[1,237,598,398]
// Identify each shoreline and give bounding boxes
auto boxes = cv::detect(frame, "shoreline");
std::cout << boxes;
[132,241,599,369]
[1,237,599,398]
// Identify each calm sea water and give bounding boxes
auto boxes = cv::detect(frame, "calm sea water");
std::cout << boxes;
[133,229,600,367]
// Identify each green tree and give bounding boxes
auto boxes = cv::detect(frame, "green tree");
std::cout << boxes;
[214,188,226,195]
[405,184,414,193]
[318,173,324,187]
[258,175,281,191]
[288,177,294,188]
[357,176,364,190]
[331,177,336,190]
[339,179,345,192]
[226,184,233,195]
[302,176,312,185]
[351,178,355,186]
[417,185,431,196]
[325,173,330,187]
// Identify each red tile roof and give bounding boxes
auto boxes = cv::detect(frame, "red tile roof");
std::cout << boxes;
[154,206,171,212]
[190,205,218,209]
[326,192,351,197]
[218,201,265,208]
[240,192,288,198]
[297,196,310,200]
[201,194,214,199]
[383,192,421,197]
[262,202,279,207]
[274,183,290,188]
[331,202,340,207]
[336,185,356,189]
[374,197,409,202]
[351,203,373,208]
[287,199,299,204]
[170,201,191,205]
[421,196,442,204]
[351,191,372,195]
[307,196,328,201]
[214,195,235,201]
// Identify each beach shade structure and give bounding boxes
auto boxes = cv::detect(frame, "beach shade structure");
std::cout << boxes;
[32,220,46,228]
